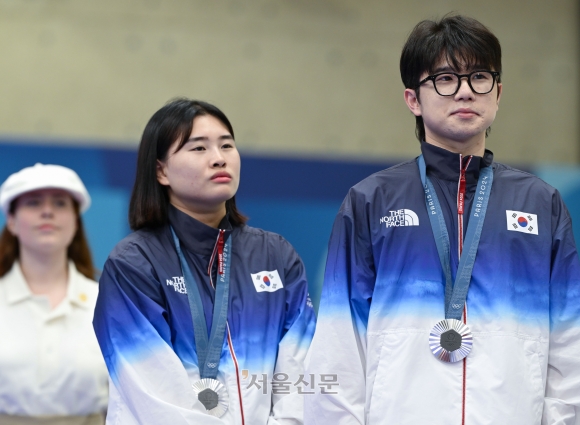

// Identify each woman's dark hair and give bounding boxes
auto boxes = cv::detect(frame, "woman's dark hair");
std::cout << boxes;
[129,98,247,230]
[400,14,502,142]
[0,200,95,279]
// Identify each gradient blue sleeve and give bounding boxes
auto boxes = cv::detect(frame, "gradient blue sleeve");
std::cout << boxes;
[93,252,225,425]
[305,189,375,424]
[543,194,580,425]
[269,237,317,425]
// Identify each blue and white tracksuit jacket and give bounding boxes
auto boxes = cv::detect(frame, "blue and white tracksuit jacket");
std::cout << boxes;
[305,142,580,425]
[93,206,316,425]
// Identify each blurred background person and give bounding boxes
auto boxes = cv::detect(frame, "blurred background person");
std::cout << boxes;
[0,164,108,425]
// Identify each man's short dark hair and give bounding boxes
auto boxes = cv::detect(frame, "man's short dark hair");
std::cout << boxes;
[400,14,502,142]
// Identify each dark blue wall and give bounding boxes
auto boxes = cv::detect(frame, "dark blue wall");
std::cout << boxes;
[0,141,395,308]
[1,141,579,310]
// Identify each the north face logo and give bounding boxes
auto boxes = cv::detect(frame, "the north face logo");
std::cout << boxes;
[166,276,187,294]
[379,209,419,228]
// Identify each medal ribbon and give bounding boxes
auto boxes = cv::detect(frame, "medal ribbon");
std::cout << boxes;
[170,227,231,379]
[417,155,493,320]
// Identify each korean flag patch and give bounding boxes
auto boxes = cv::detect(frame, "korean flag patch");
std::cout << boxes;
[250,270,284,293]
[506,210,538,235]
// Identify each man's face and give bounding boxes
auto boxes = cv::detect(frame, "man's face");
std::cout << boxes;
[404,59,502,154]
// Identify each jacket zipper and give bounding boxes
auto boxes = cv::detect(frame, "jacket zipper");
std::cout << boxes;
[457,154,472,425]
[457,155,471,258]
[207,230,225,289]
[207,230,246,424]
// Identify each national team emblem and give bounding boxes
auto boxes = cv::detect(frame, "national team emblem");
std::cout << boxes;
[506,210,538,235]
[250,270,284,293]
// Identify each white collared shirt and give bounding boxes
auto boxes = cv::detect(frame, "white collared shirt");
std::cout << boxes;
[0,261,108,416]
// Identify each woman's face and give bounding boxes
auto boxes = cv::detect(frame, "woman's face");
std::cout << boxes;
[7,189,77,256]
[157,114,241,216]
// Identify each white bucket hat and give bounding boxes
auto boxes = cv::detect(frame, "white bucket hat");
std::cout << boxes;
[0,163,91,215]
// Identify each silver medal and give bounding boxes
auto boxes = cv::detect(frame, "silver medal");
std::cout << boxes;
[429,319,473,363]
[192,378,229,417]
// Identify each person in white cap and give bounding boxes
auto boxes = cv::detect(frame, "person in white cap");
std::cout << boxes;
[0,163,108,425]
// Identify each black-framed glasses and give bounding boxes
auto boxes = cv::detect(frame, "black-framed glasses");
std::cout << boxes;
[416,70,500,96]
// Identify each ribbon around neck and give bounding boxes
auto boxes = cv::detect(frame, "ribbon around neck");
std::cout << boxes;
[170,227,231,379]
[417,155,493,320]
